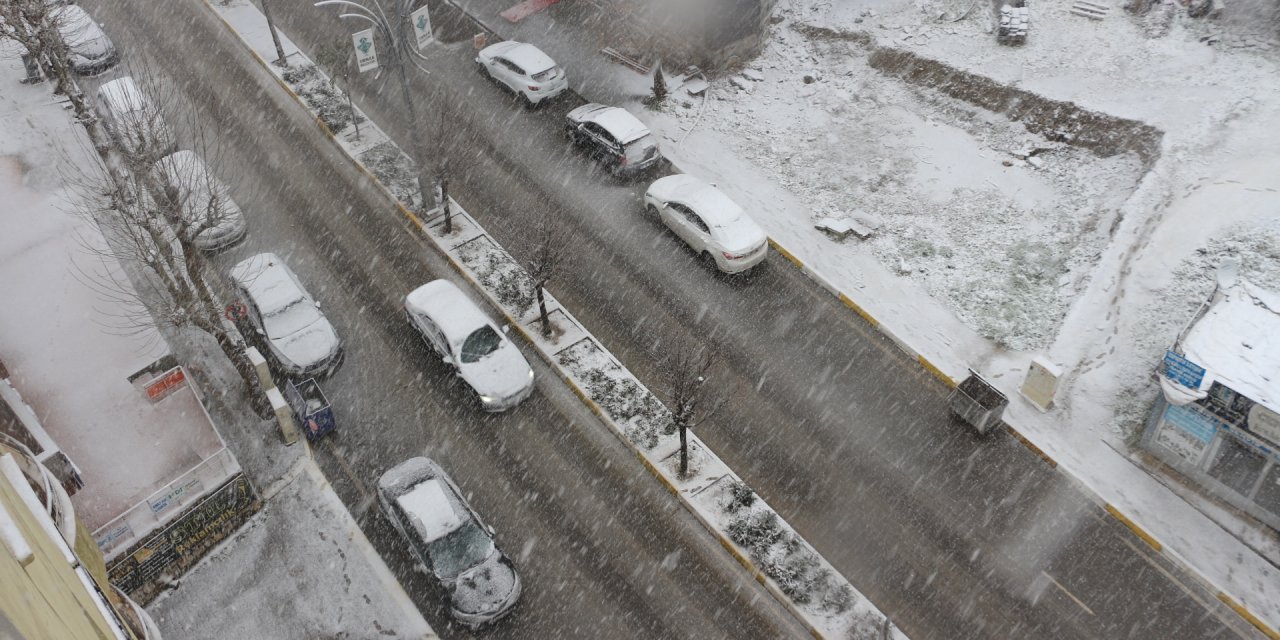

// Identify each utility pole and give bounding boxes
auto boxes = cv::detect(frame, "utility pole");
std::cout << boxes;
[315,0,432,213]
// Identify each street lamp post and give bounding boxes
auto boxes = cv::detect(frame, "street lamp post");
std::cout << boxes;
[315,0,432,214]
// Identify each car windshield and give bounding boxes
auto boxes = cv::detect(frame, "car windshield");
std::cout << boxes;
[624,134,656,163]
[459,326,502,363]
[426,521,494,578]
[263,298,319,337]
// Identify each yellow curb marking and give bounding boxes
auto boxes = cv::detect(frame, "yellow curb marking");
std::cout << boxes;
[1005,425,1058,468]
[836,292,879,327]
[1218,593,1280,640]
[768,238,804,269]
[917,355,956,388]
[1104,504,1162,552]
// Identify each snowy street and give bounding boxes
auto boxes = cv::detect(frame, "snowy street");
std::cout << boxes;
[63,0,807,636]
[3,0,1276,637]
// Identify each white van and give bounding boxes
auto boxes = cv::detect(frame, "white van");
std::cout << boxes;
[95,77,176,160]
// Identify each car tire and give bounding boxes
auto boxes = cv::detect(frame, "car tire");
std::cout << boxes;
[701,251,719,271]
[522,93,538,110]
[646,205,661,219]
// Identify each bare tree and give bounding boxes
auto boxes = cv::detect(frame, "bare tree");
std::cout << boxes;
[424,106,482,234]
[661,341,726,478]
[522,211,572,337]
[67,74,271,417]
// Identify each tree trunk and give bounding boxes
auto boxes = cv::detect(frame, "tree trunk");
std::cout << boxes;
[181,239,272,418]
[536,284,552,337]
[441,171,452,234]
[678,422,688,477]
[260,0,289,67]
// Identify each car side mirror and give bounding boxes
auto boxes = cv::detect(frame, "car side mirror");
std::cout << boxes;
[502,325,510,335]
[486,524,496,536]
[314,301,321,309]
[441,355,451,365]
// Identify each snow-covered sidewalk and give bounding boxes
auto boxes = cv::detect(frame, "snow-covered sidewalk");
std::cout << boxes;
[448,0,1280,633]
[148,455,437,640]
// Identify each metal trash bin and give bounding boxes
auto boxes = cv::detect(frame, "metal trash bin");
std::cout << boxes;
[948,369,1008,435]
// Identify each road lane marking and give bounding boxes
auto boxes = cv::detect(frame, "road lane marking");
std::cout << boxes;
[1041,571,1095,616]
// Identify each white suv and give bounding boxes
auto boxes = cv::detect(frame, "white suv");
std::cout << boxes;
[476,41,568,107]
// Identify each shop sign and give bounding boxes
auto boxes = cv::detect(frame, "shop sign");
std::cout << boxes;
[1163,350,1205,389]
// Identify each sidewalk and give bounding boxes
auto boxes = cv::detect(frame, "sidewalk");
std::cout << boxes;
[147,456,437,640]
[447,0,1280,633]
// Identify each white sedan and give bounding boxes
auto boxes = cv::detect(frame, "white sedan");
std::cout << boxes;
[404,280,535,411]
[644,175,769,274]
[475,40,568,106]
[230,253,343,378]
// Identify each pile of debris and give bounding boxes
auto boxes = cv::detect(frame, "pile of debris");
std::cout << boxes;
[998,4,1030,45]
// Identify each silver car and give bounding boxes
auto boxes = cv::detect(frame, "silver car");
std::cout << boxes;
[378,457,522,629]
[230,253,342,378]
[152,150,248,252]
[565,103,661,176]
[95,77,177,161]
[54,4,117,75]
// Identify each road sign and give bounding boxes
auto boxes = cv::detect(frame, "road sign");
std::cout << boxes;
[1163,349,1206,389]
[353,28,378,72]
[412,5,433,49]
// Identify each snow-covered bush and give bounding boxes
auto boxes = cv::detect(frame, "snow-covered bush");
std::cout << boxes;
[454,238,536,316]
[281,64,364,134]
[555,339,671,449]
[359,141,419,208]
[726,509,786,557]
[723,479,756,513]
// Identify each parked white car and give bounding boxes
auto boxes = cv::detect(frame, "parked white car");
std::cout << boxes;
[644,174,769,274]
[475,40,568,106]
[94,77,176,160]
[378,457,522,628]
[404,280,534,411]
[565,103,661,176]
[230,253,343,378]
[53,4,117,75]
[152,150,247,252]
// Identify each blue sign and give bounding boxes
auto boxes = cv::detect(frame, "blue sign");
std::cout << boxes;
[1163,350,1206,389]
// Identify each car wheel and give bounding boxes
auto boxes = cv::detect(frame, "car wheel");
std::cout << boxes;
[476,61,488,77]
[522,93,538,110]
[646,205,661,219]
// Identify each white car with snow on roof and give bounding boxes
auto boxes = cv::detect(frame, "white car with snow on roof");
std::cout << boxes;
[644,174,769,274]
[565,103,661,176]
[475,40,568,107]
[230,253,342,378]
[404,280,535,412]
[378,457,522,628]
[94,76,176,161]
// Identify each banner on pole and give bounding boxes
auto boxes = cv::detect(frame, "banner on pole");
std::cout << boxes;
[353,29,378,72]
[411,6,433,49]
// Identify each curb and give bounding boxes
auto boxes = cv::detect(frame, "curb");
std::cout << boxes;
[202,5,848,638]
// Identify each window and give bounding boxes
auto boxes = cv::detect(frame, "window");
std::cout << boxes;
[1207,435,1267,496]
[460,326,502,363]
[686,210,709,234]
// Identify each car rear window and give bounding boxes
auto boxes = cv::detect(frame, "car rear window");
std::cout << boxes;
[531,66,561,83]
[624,134,657,164]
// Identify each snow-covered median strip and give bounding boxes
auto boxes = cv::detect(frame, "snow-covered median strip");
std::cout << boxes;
[204,2,905,637]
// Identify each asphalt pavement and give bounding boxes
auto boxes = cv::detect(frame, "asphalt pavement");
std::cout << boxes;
[244,2,1262,639]
[73,1,811,638]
